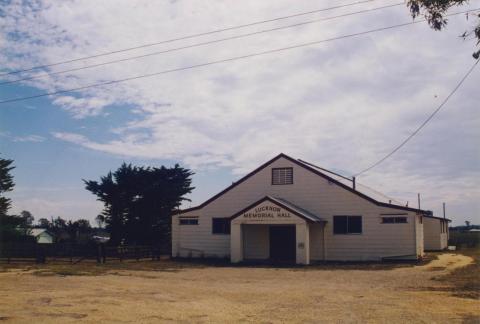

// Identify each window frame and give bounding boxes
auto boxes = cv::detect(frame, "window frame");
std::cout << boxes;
[271,167,294,185]
[333,215,363,235]
[179,217,199,225]
[212,217,231,235]
[381,216,408,224]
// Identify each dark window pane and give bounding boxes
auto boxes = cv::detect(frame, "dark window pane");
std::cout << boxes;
[333,216,348,234]
[348,216,362,233]
[394,217,407,223]
[382,217,395,224]
[212,218,230,234]
[180,218,198,225]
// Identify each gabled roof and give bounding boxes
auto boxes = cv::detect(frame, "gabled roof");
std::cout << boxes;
[296,159,405,205]
[229,196,325,223]
[30,228,53,237]
[175,153,433,215]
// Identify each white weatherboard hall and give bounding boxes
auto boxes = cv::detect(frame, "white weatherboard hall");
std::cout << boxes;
[172,154,450,264]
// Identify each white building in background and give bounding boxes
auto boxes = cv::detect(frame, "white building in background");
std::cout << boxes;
[30,228,54,244]
[172,153,450,264]
[423,217,449,251]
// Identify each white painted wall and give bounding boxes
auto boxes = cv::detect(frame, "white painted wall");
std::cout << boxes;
[424,217,448,250]
[309,223,325,261]
[36,232,53,244]
[243,225,269,260]
[172,156,421,261]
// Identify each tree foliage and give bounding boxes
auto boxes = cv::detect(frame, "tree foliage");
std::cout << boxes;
[36,216,93,243]
[407,0,480,58]
[84,163,194,247]
[0,210,35,243]
[20,210,34,226]
[0,156,15,216]
[0,214,36,242]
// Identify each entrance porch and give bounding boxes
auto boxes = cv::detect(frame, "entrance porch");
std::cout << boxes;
[229,196,326,265]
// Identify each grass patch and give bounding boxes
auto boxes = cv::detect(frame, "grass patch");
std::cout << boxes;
[1,259,204,277]
[0,255,434,276]
[434,248,480,299]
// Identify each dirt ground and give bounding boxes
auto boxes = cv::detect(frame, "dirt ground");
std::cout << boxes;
[0,253,478,323]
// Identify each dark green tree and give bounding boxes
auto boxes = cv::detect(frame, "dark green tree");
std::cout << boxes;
[0,214,35,242]
[407,0,480,58]
[37,218,51,228]
[0,156,15,216]
[20,210,34,227]
[0,156,31,242]
[65,218,92,243]
[84,163,194,247]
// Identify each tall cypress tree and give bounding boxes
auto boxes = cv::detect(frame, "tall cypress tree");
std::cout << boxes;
[84,163,194,247]
[0,156,15,216]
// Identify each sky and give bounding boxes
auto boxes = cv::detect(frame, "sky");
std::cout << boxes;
[0,0,479,226]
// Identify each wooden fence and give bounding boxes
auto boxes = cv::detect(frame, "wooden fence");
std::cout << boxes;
[0,242,166,264]
[449,231,480,248]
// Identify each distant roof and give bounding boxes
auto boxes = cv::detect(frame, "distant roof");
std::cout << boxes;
[30,228,53,237]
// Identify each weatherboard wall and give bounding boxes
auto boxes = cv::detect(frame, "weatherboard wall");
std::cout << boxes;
[172,156,420,261]
[424,217,448,251]
[243,225,269,260]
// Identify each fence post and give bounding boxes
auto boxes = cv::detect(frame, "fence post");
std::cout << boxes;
[97,244,102,264]
[35,244,46,264]
[102,244,106,263]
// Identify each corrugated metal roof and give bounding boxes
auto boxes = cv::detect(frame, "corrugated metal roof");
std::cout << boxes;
[30,228,50,236]
[269,196,325,223]
[296,159,406,206]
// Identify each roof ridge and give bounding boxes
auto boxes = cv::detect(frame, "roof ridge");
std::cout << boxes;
[174,153,430,215]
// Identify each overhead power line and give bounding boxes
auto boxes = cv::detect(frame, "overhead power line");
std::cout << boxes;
[0,0,381,77]
[354,58,479,177]
[0,2,404,86]
[0,9,475,105]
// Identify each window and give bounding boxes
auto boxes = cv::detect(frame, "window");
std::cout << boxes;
[381,217,407,224]
[382,217,395,224]
[333,216,362,234]
[212,218,230,234]
[179,217,198,225]
[272,167,293,185]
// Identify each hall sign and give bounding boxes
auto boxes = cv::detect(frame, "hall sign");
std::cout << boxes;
[242,204,292,220]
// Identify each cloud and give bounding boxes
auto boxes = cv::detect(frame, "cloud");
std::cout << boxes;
[7,186,103,223]
[13,134,46,142]
[0,132,46,143]
[52,95,114,118]
[1,0,479,224]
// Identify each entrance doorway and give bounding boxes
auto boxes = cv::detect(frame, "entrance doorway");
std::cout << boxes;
[269,225,296,263]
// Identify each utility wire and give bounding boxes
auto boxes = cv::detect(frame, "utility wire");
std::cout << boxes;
[0,9,475,105]
[354,58,479,177]
[0,3,404,86]
[0,0,381,77]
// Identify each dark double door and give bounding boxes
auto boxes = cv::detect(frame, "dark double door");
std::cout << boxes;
[269,225,296,263]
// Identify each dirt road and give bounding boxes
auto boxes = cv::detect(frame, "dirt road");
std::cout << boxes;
[0,253,478,323]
